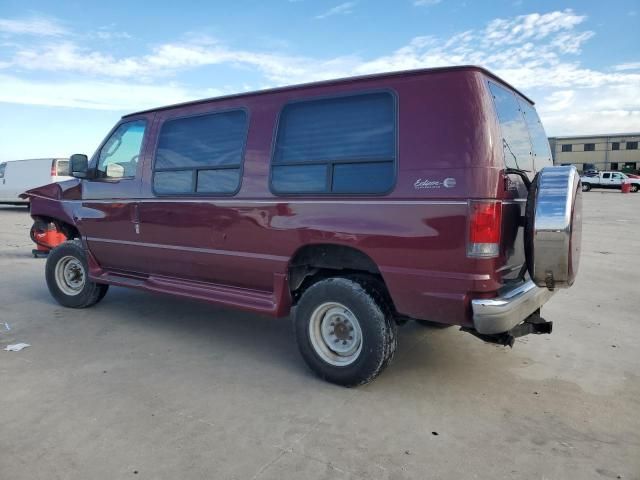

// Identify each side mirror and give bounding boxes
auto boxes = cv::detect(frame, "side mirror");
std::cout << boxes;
[70,154,89,178]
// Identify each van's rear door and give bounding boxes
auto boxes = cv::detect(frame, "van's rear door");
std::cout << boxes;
[487,81,553,284]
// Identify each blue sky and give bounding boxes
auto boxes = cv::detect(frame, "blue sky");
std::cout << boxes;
[0,0,638,161]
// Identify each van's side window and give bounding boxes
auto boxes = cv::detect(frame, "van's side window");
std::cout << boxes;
[96,120,146,179]
[153,110,248,195]
[0,163,5,179]
[517,99,553,169]
[488,82,533,172]
[271,92,396,194]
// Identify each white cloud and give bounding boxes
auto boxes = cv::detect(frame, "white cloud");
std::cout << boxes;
[0,9,638,135]
[0,16,68,36]
[2,38,359,84]
[0,74,199,110]
[484,10,586,45]
[316,2,356,20]
[613,62,640,71]
[540,90,576,112]
[93,28,132,41]
[413,0,441,6]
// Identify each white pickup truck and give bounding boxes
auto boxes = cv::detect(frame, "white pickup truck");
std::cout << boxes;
[581,171,640,192]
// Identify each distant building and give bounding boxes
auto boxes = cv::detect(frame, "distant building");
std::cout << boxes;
[548,133,640,172]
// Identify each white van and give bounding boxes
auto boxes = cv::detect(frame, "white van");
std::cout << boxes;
[0,158,73,205]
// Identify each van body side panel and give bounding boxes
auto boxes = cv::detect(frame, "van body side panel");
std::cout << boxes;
[123,69,500,324]
[27,68,515,326]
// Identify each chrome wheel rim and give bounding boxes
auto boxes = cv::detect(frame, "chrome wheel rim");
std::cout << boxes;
[54,256,85,296]
[308,302,363,366]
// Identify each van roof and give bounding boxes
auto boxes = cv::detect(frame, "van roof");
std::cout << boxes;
[123,65,533,118]
[2,158,65,163]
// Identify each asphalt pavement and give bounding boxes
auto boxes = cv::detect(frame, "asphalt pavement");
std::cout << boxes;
[1,192,638,480]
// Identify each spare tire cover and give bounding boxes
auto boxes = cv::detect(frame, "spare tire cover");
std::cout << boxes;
[525,165,582,290]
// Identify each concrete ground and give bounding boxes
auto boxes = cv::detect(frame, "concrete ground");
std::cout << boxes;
[0,192,639,480]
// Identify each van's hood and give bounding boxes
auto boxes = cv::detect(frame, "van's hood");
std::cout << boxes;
[20,179,82,201]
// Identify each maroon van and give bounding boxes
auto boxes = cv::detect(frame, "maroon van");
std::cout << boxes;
[23,66,582,386]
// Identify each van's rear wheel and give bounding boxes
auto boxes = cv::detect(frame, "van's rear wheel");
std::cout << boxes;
[294,277,396,387]
[46,240,109,308]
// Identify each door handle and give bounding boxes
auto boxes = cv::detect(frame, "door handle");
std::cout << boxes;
[130,203,140,234]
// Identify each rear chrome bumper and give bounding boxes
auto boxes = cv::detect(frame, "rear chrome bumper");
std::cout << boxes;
[471,280,555,334]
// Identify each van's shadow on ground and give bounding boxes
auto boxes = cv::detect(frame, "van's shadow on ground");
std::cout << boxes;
[37,283,475,388]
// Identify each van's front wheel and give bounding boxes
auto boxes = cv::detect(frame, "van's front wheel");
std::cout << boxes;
[294,277,396,387]
[45,241,109,308]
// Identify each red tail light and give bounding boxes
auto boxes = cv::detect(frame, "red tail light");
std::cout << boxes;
[467,200,502,257]
[51,160,57,177]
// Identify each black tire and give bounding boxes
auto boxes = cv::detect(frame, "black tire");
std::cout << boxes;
[631,184,639,193]
[294,276,397,387]
[415,319,452,328]
[45,240,109,308]
[581,183,591,192]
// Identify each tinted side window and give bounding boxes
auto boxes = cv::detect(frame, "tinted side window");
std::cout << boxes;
[271,92,396,194]
[488,82,533,172]
[518,99,552,169]
[153,110,248,195]
[97,120,146,179]
[0,163,5,179]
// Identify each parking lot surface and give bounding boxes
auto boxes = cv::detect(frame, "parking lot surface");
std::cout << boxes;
[1,192,639,480]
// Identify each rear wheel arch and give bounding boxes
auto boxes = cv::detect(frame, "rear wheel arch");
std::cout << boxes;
[287,243,394,310]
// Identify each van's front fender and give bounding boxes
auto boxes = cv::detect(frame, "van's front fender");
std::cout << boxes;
[20,179,82,202]
[22,180,82,232]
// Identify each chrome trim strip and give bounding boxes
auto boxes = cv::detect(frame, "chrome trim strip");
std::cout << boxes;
[86,237,289,263]
[471,280,555,334]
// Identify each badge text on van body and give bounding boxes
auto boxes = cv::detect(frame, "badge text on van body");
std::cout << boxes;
[414,178,456,190]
